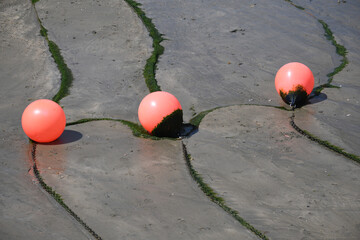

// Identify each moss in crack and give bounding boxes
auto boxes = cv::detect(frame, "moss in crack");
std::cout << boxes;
[48,39,74,103]
[284,0,305,10]
[284,2,348,96]
[313,83,340,96]
[66,118,161,140]
[32,0,40,4]
[40,25,48,37]
[124,0,163,92]
[318,19,348,86]
[182,143,269,240]
[190,104,292,128]
[32,3,73,103]
[120,119,161,140]
[31,144,102,240]
[290,114,360,164]
[189,107,220,128]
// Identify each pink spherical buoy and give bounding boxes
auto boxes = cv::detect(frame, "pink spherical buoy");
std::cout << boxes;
[275,62,314,107]
[21,99,66,143]
[138,91,183,137]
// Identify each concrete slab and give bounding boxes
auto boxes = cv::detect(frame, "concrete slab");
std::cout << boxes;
[184,105,360,240]
[134,0,360,157]
[36,121,258,240]
[0,0,91,238]
[36,0,152,122]
[136,0,340,121]
[289,0,360,156]
[1,0,359,239]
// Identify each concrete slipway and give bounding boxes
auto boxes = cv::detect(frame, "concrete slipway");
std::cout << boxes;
[0,0,359,239]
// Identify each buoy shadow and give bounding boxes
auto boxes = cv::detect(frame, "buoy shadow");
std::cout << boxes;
[289,92,327,109]
[180,123,198,138]
[41,130,83,145]
[308,92,327,105]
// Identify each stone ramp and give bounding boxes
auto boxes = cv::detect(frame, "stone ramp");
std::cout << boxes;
[137,0,339,121]
[36,121,258,240]
[0,0,91,239]
[184,105,360,240]
[36,0,152,122]
[1,0,359,239]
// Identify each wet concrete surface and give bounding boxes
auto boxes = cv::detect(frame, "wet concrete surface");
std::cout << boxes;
[1,0,359,239]
[37,121,258,240]
[137,0,340,121]
[0,1,91,239]
[184,105,360,239]
[36,0,152,122]
[291,0,360,156]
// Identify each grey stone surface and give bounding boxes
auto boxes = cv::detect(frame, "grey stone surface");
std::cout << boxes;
[36,121,258,240]
[184,105,360,240]
[0,1,91,239]
[291,0,360,156]
[135,0,360,157]
[36,0,152,123]
[136,0,340,121]
[1,0,359,239]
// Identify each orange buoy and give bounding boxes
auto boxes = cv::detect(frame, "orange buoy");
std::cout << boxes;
[275,62,314,107]
[138,91,183,137]
[21,99,66,143]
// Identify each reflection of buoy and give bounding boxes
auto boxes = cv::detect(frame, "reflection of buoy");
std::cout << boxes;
[22,99,66,143]
[275,62,314,107]
[138,91,183,137]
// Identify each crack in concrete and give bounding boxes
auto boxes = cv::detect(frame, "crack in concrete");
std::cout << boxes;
[32,2,73,104]
[284,0,348,96]
[290,112,360,164]
[124,0,164,93]
[30,142,102,240]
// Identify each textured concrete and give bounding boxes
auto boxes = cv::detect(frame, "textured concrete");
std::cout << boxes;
[137,0,340,121]
[184,105,360,240]
[36,121,257,240]
[291,0,360,156]
[0,1,91,239]
[36,0,152,122]
[1,0,359,239]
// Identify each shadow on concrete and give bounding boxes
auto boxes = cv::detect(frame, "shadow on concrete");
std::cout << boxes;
[42,130,83,145]
[308,92,328,105]
[180,123,198,138]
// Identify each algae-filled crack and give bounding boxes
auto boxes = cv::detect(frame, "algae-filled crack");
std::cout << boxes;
[28,0,359,239]
[282,1,358,164]
[284,0,348,96]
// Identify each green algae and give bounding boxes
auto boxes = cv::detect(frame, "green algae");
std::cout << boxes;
[32,2,73,103]
[190,104,292,128]
[66,118,161,140]
[317,19,348,88]
[182,143,269,240]
[284,1,349,96]
[189,107,220,127]
[124,0,164,92]
[31,144,102,240]
[290,115,360,164]
[284,0,305,10]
